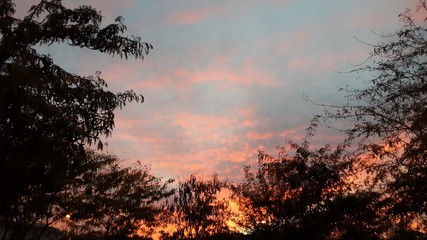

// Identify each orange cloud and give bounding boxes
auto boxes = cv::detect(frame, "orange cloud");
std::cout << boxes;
[108,106,269,181]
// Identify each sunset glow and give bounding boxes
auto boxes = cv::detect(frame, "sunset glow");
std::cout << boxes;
[14,0,418,182]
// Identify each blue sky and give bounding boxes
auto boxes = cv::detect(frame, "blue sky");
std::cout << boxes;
[16,0,419,181]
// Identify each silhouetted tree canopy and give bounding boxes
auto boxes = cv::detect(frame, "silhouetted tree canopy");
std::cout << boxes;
[1,0,427,239]
[163,175,231,240]
[319,1,427,236]
[232,142,386,239]
[231,4,427,237]
[62,155,174,239]
[0,0,152,239]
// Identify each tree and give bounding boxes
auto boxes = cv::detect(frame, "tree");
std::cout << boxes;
[319,1,427,236]
[0,149,114,240]
[62,155,174,239]
[164,175,231,240]
[232,142,387,239]
[0,0,152,239]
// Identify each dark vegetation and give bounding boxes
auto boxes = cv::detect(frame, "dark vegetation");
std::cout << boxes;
[0,0,426,239]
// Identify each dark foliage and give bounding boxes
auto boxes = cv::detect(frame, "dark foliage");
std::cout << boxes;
[232,142,386,239]
[0,0,152,239]
[319,0,427,235]
[63,155,174,239]
[163,175,231,240]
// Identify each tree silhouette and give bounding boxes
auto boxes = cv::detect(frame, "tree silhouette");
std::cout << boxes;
[319,1,427,236]
[232,142,387,239]
[0,0,152,239]
[62,155,174,239]
[164,175,231,240]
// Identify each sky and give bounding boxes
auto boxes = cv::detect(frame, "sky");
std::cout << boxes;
[16,0,420,182]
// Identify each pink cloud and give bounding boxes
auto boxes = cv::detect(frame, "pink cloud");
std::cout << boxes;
[246,131,274,141]
[161,1,290,27]
[172,113,234,144]
[236,106,259,128]
[162,5,230,26]
[287,56,311,72]
[163,10,210,25]
[213,53,233,65]
[100,60,279,93]
[108,105,268,180]
[174,60,278,88]
[347,2,419,31]
[410,5,427,24]
[138,141,258,180]
[279,127,306,140]
[107,104,332,182]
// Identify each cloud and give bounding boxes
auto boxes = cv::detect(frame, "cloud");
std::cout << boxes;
[108,92,317,182]
[160,0,289,27]
[246,131,274,141]
[107,103,266,180]
[93,52,279,95]
[174,63,278,88]
[16,0,417,183]
[278,31,312,54]
[163,9,214,25]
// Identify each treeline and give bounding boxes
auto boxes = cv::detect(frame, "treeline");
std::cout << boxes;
[0,0,426,239]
